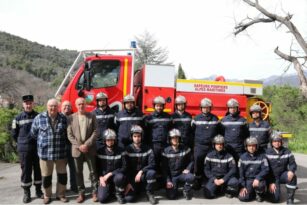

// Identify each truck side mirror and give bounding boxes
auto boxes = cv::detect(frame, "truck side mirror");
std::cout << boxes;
[84,62,92,91]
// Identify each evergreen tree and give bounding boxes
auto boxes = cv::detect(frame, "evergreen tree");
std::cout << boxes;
[177,63,186,79]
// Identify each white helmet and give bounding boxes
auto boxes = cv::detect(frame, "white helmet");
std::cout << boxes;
[103,129,116,141]
[227,98,239,107]
[169,128,181,138]
[200,98,212,107]
[123,95,135,103]
[175,95,187,104]
[96,92,108,100]
[153,96,166,105]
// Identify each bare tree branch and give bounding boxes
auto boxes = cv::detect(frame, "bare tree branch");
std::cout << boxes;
[234,17,274,35]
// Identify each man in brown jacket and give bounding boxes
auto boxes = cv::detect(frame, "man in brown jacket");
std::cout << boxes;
[67,97,98,203]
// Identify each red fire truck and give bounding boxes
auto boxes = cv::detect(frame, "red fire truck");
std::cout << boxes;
[55,49,271,122]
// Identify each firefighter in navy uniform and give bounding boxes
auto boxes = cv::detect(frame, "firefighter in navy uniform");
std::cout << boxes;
[115,95,144,148]
[92,92,115,150]
[171,95,193,149]
[11,95,43,203]
[96,129,127,204]
[203,135,238,199]
[162,129,195,200]
[191,98,219,189]
[266,133,297,204]
[221,98,249,162]
[145,96,172,177]
[248,104,272,153]
[238,137,269,202]
[124,125,157,204]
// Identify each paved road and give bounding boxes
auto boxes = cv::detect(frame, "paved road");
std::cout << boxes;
[0,153,306,204]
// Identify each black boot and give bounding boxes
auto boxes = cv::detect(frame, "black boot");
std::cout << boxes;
[146,191,157,204]
[287,188,295,204]
[35,185,44,199]
[256,192,264,202]
[115,187,125,204]
[23,187,31,203]
[183,190,192,200]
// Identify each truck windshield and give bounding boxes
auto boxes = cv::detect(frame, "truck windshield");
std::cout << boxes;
[77,60,120,89]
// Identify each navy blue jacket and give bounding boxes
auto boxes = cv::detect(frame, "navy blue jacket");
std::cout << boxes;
[145,111,172,144]
[12,110,38,152]
[162,144,194,182]
[221,113,248,151]
[92,106,115,147]
[171,111,193,147]
[115,108,144,147]
[248,120,271,149]
[191,113,220,146]
[96,145,126,177]
[125,144,155,178]
[238,151,269,187]
[265,147,297,183]
[204,149,237,182]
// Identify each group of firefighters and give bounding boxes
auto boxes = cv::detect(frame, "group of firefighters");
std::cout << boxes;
[12,93,297,204]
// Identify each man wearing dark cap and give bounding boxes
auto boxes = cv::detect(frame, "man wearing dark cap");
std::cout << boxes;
[12,95,43,203]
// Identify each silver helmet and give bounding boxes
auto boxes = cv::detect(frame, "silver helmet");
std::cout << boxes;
[123,95,135,103]
[96,92,108,100]
[213,134,225,144]
[153,96,166,105]
[245,137,258,148]
[169,128,181,138]
[200,98,212,107]
[271,132,283,142]
[227,98,239,108]
[130,125,143,135]
[103,129,116,141]
[175,95,187,104]
[250,104,262,113]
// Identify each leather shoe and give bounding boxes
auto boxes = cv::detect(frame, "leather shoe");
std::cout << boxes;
[76,194,85,203]
[92,193,98,202]
[56,196,69,203]
[43,197,51,204]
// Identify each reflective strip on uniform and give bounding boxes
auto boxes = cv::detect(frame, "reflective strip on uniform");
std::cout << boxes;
[148,118,171,123]
[173,118,192,122]
[162,148,191,158]
[21,182,32,187]
[97,154,123,160]
[117,187,125,192]
[222,121,245,125]
[34,180,42,185]
[249,127,271,131]
[193,121,218,125]
[239,159,268,166]
[12,119,17,129]
[96,114,114,119]
[266,153,293,159]
[125,149,152,157]
[117,117,143,122]
[205,156,234,164]
[147,179,156,184]
[286,184,297,189]
[18,119,34,126]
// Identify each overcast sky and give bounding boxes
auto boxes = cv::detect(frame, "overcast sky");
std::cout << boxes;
[0,0,306,80]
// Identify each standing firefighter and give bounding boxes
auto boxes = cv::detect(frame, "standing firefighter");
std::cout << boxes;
[115,95,144,148]
[96,129,127,204]
[92,92,115,150]
[145,96,172,177]
[221,98,249,162]
[203,135,238,199]
[248,104,271,152]
[124,125,157,204]
[191,98,219,189]
[238,137,269,202]
[162,129,195,200]
[171,95,193,148]
[12,95,43,203]
[266,133,297,204]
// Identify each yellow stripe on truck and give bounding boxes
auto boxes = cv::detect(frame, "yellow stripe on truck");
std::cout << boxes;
[176,79,263,88]
[123,58,128,97]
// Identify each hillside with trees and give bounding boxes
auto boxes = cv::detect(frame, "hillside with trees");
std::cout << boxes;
[0,31,78,102]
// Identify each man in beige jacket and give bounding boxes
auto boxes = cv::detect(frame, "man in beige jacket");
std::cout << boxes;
[67,97,98,203]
